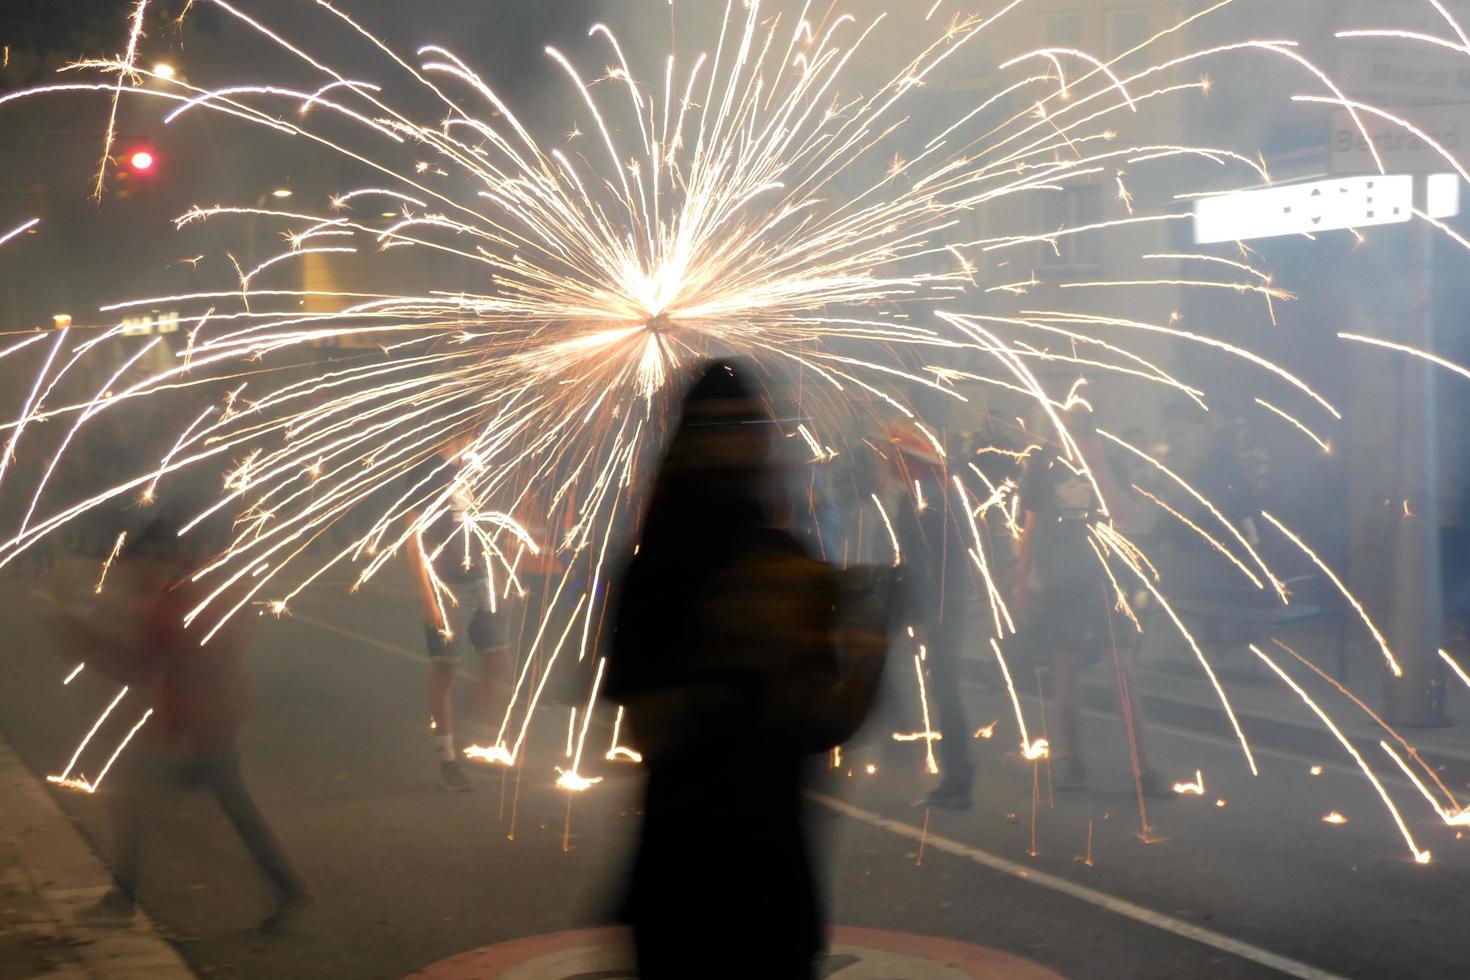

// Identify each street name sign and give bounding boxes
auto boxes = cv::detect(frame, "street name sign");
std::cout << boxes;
[1331,103,1470,175]
[1195,175,1413,243]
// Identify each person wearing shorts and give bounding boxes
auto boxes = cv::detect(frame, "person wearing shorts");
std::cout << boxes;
[405,435,512,792]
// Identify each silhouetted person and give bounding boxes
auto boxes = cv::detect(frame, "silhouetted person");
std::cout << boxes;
[886,420,975,808]
[79,499,308,933]
[607,361,886,980]
[1011,425,1167,797]
[1203,417,1263,549]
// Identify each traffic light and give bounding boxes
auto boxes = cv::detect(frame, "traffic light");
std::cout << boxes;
[127,148,157,174]
[112,140,160,200]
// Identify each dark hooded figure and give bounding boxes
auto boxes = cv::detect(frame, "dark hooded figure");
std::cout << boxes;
[606,360,886,980]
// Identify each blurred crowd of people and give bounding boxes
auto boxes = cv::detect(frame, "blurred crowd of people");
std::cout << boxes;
[24,357,1227,977]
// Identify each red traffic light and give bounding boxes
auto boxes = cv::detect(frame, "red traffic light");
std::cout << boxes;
[128,149,156,173]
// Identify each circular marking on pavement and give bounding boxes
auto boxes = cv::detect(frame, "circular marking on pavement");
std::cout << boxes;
[409,925,1063,979]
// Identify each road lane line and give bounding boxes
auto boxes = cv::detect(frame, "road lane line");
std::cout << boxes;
[287,610,433,667]
[296,606,1367,977]
[812,793,1348,980]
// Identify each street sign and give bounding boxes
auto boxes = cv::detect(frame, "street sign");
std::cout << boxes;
[1337,46,1470,107]
[1331,103,1470,175]
[1195,175,1414,243]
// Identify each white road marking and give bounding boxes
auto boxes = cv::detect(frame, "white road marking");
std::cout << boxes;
[813,793,1348,980]
[287,611,432,667]
[293,607,1378,978]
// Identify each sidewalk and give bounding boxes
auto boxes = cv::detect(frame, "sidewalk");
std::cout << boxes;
[0,734,192,980]
[962,616,1470,781]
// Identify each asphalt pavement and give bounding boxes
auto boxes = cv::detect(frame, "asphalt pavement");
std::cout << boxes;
[2,555,1468,979]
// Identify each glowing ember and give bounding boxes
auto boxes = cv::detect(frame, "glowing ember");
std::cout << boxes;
[1173,771,1206,796]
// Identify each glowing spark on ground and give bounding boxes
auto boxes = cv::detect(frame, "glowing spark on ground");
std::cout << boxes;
[912,654,940,775]
[464,743,515,766]
[1095,526,1258,776]
[1275,639,1459,813]
[605,705,642,763]
[1173,771,1205,796]
[1379,741,1470,828]
[50,704,153,795]
[554,769,603,792]
[990,639,1047,761]
[48,687,128,788]
[1249,645,1428,863]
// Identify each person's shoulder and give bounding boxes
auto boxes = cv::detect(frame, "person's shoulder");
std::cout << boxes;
[748,528,837,587]
[752,526,813,560]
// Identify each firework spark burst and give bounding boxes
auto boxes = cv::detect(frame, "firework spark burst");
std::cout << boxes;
[2,0,1470,869]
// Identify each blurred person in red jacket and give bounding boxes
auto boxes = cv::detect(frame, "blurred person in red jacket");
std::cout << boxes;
[80,496,308,933]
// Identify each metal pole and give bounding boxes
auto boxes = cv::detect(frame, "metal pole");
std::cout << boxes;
[1383,218,1447,725]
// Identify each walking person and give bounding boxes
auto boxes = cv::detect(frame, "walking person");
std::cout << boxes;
[1011,422,1168,796]
[607,360,887,980]
[404,432,513,791]
[80,500,309,933]
[886,420,976,809]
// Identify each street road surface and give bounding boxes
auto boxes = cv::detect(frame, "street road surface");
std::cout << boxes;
[2,558,1466,979]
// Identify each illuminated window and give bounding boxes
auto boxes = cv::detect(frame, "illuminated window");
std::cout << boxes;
[1106,8,1150,58]
[1039,185,1103,269]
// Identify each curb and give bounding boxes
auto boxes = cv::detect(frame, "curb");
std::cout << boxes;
[0,733,194,980]
[1077,674,1470,776]
[959,656,1470,784]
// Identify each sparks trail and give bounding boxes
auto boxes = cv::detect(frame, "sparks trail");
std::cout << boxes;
[1,0,1468,862]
